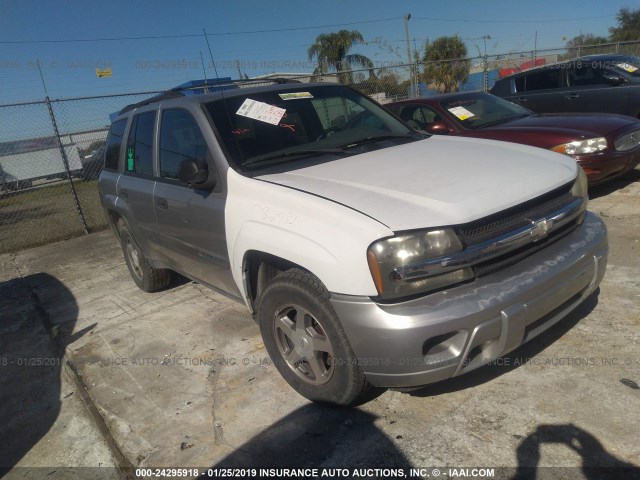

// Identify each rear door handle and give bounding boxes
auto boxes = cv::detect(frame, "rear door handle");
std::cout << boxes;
[156,197,168,209]
[565,93,580,99]
[119,188,128,198]
[515,97,528,102]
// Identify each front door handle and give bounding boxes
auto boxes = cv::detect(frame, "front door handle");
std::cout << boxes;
[156,198,168,209]
[565,93,580,100]
[515,97,528,102]
[119,188,128,198]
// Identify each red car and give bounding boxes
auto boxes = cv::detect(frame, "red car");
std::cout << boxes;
[387,92,640,185]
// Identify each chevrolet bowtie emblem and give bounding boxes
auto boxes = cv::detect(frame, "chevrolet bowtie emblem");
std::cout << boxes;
[529,218,552,241]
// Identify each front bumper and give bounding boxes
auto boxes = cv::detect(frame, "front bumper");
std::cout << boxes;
[577,149,640,185]
[330,211,608,388]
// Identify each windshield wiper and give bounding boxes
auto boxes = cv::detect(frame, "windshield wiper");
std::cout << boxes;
[243,148,348,166]
[342,133,421,149]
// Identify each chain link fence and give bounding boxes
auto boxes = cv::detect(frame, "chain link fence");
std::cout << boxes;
[1,40,639,254]
[0,92,160,253]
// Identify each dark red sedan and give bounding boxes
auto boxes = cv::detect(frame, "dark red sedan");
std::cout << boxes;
[387,92,640,185]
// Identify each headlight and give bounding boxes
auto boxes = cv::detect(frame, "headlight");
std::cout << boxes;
[614,129,640,151]
[571,167,589,225]
[551,137,607,155]
[571,166,589,199]
[367,229,474,300]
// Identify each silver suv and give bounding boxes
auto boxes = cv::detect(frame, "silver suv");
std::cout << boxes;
[99,80,607,405]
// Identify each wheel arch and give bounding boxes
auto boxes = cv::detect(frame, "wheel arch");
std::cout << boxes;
[104,206,154,258]
[242,250,312,315]
[105,208,124,237]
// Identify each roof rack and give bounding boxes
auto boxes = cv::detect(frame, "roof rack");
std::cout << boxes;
[119,90,185,115]
[118,77,301,115]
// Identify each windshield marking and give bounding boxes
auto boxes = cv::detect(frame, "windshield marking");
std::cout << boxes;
[236,98,286,125]
[616,62,638,73]
[279,92,314,100]
[280,123,296,132]
[448,106,476,121]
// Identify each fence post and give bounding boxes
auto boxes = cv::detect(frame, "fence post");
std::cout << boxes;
[45,96,89,235]
[483,55,488,92]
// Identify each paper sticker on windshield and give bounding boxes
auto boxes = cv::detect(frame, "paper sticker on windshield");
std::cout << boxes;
[279,92,314,100]
[236,99,285,125]
[448,106,476,120]
[616,62,638,73]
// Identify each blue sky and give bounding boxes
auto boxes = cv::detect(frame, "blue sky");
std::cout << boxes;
[0,0,634,104]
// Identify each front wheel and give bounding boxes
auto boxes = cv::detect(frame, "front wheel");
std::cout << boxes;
[258,269,371,406]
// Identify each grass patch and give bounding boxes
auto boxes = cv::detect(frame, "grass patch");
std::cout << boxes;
[0,179,108,254]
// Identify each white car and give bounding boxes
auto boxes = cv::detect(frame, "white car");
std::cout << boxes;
[99,81,608,405]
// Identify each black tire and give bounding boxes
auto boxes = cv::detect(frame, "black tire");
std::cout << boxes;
[119,224,171,292]
[258,268,371,406]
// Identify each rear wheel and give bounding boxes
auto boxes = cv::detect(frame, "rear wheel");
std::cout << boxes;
[258,269,371,406]
[119,224,171,292]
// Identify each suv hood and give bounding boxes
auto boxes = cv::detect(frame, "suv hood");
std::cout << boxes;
[256,136,577,231]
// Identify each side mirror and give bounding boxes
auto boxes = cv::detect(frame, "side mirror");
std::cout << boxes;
[177,159,216,189]
[426,122,452,135]
[602,72,626,86]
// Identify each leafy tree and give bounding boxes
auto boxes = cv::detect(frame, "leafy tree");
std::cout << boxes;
[352,71,408,100]
[560,33,611,59]
[307,30,374,84]
[565,33,609,49]
[421,35,470,93]
[609,7,640,42]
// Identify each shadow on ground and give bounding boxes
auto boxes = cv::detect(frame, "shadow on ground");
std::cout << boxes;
[515,424,640,480]
[0,273,93,475]
[202,404,411,474]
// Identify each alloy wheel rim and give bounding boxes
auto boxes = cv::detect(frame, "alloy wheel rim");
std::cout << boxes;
[273,304,335,385]
[126,238,143,280]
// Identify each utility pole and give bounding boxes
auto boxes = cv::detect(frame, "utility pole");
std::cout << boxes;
[473,36,491,92]
[404,14,414,97]
[482,35,491,92]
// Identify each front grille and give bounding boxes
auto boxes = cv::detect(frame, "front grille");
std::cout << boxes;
[456,180,582,278]
[457,181,574,245]
[473,219,579,277]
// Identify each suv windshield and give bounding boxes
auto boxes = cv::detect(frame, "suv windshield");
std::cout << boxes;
[206,85,418,171]
[440,93,532,129]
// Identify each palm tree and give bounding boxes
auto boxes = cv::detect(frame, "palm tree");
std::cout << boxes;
[307,30,374,84]
[421,35,470,93]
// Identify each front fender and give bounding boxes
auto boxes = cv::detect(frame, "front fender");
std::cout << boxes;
[225,170,391,302]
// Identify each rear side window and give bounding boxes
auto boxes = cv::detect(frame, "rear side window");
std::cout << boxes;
[397,105,439,129]
[104,119,127,171]
[159,109,210,180]
[125,111,156,176]
[522,69,561,92]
